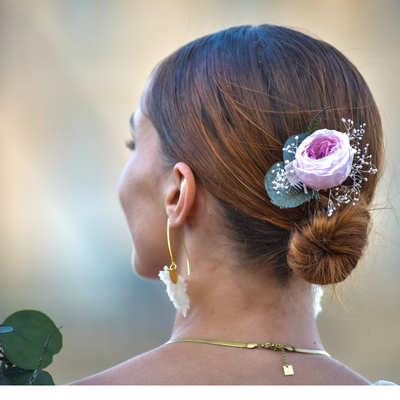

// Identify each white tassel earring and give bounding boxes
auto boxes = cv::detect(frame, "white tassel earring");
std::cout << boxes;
[158,218,190,317]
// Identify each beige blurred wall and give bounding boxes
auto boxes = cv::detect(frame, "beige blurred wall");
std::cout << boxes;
[0,0,399,384]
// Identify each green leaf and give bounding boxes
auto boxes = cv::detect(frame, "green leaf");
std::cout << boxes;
[3,367,54,385]
[1,310,62,370]
[0,326,13,333]
[0,374,11,385]
[306,106,331,134]
[282,132,312,163]
[264,162,319,208]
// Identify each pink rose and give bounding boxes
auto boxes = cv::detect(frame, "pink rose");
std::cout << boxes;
[285,129,355,191]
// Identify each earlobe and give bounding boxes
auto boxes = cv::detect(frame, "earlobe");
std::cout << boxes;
[165,162,196,228]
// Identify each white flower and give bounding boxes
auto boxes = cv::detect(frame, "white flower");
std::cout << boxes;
[158,266,190,317]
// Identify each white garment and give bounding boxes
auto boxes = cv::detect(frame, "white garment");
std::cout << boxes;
[313,285,323,318]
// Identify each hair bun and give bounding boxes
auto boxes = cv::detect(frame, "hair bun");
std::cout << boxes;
[287,199,371,285]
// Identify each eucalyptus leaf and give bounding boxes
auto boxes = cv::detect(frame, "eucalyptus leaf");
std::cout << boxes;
[282,132,311,163]
[1,310,62,370]
[264,162,319,208]
[0,374,11,385]
[3,367,54,385]
[0,326,13,333]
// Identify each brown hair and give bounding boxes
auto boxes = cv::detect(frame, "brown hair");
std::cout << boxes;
[143,25,384,285]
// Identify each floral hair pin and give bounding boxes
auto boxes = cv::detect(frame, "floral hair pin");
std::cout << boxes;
[264,107,378,216]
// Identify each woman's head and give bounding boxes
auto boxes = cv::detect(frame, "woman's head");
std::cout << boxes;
[138,24,383,286]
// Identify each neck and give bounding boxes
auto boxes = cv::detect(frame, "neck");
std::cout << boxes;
[169,264,324,350]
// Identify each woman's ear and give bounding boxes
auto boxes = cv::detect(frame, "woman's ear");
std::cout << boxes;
[165,162,196,228]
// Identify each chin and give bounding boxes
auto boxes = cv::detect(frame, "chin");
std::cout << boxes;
[132,251,162,280]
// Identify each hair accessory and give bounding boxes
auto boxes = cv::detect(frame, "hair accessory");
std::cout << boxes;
[158,219,190,317]
[165,337,331,376]
[264,107,378,216]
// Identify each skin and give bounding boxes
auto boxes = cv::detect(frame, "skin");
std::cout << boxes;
[71,98,370,385]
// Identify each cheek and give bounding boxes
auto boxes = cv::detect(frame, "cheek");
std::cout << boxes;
[118,157,157,220]
[118,159,134,214]
[117,157,169,278]
[118,153,154,213]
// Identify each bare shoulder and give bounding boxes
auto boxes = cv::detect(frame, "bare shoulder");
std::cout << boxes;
[308,356,370,385]
[69,345,184,385]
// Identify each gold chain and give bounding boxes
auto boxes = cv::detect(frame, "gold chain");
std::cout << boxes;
[166,338,331,376]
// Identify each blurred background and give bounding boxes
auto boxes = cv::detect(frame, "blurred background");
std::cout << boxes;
[0,0,399,385]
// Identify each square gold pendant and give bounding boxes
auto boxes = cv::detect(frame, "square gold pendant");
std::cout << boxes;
[283,365,294,375]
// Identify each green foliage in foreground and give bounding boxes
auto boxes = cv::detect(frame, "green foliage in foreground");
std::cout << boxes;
[0,310,62,385]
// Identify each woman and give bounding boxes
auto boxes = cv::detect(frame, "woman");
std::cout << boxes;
[74,24,392,384]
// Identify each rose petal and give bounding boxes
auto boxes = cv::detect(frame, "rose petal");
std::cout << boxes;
[293,129,354,190]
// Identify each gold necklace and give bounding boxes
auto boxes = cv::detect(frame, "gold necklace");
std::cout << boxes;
[166,337,331,376]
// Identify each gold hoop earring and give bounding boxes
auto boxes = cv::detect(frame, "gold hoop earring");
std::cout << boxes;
[158,218,191,317]
[167,218,190,283]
